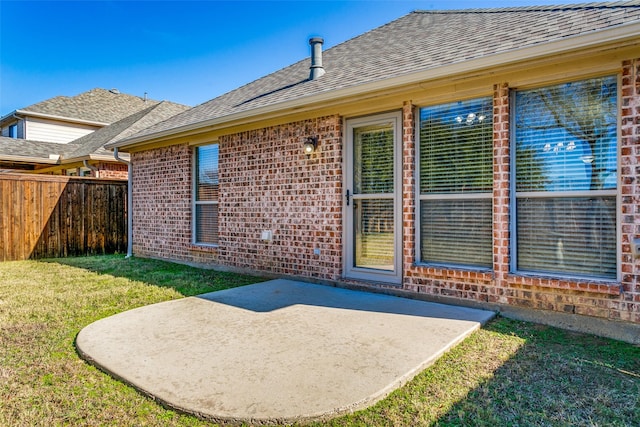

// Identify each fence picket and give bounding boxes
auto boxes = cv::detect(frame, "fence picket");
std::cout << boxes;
[0,173,127,261]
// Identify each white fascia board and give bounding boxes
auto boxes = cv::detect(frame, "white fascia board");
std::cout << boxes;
[89,153,129,161]
[111,20,640,150]
[0,154,60,164]
[54,153,128,164]
[14,110,109,127]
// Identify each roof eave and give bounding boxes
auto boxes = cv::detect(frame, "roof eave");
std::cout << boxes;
[0,110,19,123]
[0,154,60,164]
[109,20,640,151]
[46,152,129,165]
[5,110,110,127]
[88,153,129,162]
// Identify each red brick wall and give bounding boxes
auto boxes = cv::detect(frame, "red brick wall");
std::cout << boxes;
[95,162,128,180]
[131,116,343,278]
[130,59,639,325]
[131,144,193,262]
[216,116,343,280]
[618,58,640,322]
[401,101,417,287]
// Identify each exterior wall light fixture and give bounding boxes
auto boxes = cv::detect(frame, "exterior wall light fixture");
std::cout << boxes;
[303,136,318,156]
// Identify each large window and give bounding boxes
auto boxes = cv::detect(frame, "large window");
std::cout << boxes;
[194,144,219,245]
[418,97,493,268]
[513,76,618,279]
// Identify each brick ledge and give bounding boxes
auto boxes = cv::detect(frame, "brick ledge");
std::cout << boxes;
[408,264,493,281]
[506,274,622,296]
[189,244,218,253]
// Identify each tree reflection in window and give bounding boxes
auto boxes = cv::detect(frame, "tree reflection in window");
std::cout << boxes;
[514,76,617,279]
[516,77,617,192]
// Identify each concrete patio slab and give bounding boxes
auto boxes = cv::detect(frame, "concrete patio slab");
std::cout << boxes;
[76,279,495,425]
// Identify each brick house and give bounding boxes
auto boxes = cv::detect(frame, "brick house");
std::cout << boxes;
[109,4,640,342]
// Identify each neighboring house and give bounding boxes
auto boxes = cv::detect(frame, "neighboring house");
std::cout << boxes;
[108,4,640,341]
[0,100,189,178]
[0,88,158,144]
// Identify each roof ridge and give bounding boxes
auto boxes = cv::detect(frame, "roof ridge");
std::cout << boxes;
[413,1,640,14]
[63,104,160,158]
[104,102,163,144]
[107,101,174,145]
[67,100,191,157]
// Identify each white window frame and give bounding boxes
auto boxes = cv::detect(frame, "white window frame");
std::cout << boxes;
[509,76,621,281]
[192,143,219,247]
[415,98,494,271]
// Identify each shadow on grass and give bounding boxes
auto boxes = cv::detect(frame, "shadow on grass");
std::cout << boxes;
[319,318,640,426]
[30,256,640,425]
[435,319,640,426]
[43,254,265,297]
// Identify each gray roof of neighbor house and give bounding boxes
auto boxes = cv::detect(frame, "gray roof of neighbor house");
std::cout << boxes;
[13,88,160,124]
[0,101,190,163]
[64,101,190,158]
[0,136,65,162]
[111,2,640,147]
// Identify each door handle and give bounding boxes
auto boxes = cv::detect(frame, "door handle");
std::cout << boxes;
[345,189,350,206]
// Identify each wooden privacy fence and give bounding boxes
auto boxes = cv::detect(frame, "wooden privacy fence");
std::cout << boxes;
[0,173,127,261]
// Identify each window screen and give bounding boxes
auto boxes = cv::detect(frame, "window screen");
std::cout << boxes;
[194,144,219,245]
[513,76,617,279]
[419,97,493,268]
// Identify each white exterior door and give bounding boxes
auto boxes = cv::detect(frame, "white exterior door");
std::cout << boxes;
[344,112,402,284]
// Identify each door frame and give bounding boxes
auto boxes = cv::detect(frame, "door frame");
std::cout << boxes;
[343,111,403,285]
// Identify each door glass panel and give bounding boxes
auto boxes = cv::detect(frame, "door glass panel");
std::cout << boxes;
[355,199,394,270]
[352,120,395,272]
[354,124,394,194]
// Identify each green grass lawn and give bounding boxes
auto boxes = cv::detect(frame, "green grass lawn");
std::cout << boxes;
[0,255,638,426]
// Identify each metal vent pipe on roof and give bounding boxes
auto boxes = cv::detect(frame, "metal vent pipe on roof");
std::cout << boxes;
[309,37,325,80]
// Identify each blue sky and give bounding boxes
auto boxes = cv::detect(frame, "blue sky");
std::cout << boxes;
[1,0,566,114]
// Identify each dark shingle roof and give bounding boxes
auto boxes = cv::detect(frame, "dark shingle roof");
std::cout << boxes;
[21,88,161,124]
[122,2,640,143]
[0,136,65,159]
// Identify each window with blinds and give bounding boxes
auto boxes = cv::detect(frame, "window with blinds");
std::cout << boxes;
[194,144,219,245]
[513,76,618,279]
[418,97,493,268]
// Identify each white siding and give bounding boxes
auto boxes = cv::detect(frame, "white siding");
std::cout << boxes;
[24,117,101,143]
[1,120,23,138]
